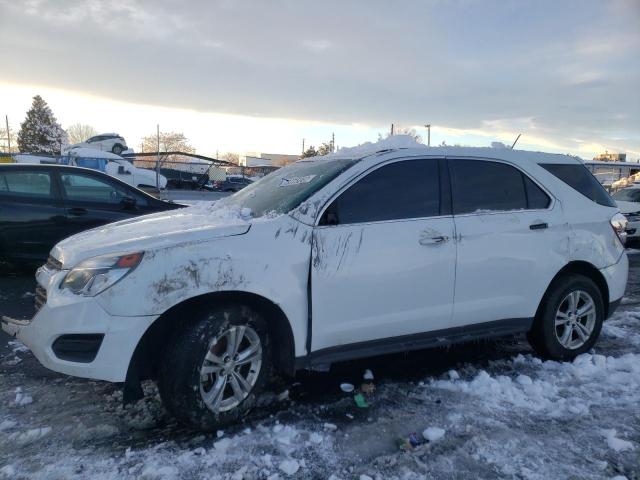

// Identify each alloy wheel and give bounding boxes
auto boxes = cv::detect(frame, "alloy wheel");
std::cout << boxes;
[199,325,263,413]
[554,290,596,350]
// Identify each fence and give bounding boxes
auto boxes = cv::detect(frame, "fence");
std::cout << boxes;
[122,152,280,190]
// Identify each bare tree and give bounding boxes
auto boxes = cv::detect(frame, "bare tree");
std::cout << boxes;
[0,125,18,153]
[140,131,196,170]
[219,152,240,164]
[142,131,195,154]
[66,123,98,144]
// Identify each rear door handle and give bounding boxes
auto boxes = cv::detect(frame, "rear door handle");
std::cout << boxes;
[67,207,88,216]
[529,222,548,230]
[419,235,449,246]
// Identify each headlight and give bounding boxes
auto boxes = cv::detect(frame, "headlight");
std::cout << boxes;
[60,252,144,296]
[610,213,628,246]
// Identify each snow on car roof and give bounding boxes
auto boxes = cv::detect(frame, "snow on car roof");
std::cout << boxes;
[324,134,583,166]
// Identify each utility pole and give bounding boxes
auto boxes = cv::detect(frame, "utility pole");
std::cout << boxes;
[390,123,394,136]
[331,132,335,152]
[5,116,10,152]
[155,124,160,190]
[302,138,305,154]
[424,124,431,147]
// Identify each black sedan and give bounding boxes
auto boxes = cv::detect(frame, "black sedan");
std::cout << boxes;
[212,176,253,192]
[0,164,184,266]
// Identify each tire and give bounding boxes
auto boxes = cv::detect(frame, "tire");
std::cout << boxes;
[111,144,124,155]
[528,274,604,361]
[158,303,272,431]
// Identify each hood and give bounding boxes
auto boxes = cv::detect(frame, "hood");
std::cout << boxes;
[52,205,252,268]
[615,200,640,214]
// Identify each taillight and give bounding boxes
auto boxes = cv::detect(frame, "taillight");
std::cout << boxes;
[611,213,628,246]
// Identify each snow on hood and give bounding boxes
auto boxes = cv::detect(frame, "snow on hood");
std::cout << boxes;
[52,204,253,268]
[616,200,640,214]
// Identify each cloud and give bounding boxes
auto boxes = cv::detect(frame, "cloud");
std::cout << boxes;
[1,0,638,156]
[301,39,332,52]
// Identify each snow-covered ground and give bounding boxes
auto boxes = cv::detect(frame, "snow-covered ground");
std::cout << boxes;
[1,260,639,479]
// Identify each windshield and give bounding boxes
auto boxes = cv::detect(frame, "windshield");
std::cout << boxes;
[221,157,359,217]
[612,188,640,203]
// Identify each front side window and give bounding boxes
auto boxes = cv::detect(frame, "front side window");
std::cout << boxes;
[450,159,549,214]
[0,171,53,199]
[320,159,441,225]
[540,163,615,208]
[61,173,131,204]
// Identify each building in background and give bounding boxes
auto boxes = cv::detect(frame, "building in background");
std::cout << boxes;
[239,152,300,167]
[594,152,627,162]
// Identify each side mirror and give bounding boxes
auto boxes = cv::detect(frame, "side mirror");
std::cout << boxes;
[121,196,137,209]
[118,165,132,175]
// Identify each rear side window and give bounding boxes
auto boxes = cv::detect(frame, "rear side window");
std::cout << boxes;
[0,171,53,199]
[540,163,615,207]
[320,159,440,225]
[61,173,132,204]
[451,160,549,214]
[524,176,551,209]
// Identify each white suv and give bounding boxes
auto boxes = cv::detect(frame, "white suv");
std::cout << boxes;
[67,133,128,155]
[2,146,628,430]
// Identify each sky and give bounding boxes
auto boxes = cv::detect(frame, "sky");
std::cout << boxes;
[1,0,639,159]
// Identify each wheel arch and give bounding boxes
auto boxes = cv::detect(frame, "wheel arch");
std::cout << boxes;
[536,261,610,321]
[123,290,296,404]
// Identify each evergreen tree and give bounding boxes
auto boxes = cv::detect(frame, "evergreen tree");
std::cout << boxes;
[17,95,68,154]
[301,146,318,158]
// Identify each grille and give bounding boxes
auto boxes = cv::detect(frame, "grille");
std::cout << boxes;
[35,286,47,312]
[45,255,63,271]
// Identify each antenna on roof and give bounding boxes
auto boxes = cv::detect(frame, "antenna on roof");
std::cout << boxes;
[510,134,522,149]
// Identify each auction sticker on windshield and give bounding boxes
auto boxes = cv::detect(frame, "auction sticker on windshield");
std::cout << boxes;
[280,175,316,186]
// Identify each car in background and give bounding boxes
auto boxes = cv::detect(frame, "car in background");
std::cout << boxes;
[212,176,253,192]
[19,147,169,190]
[66,133,128,155]
[161,168,214,191]
[0,164,184,267]
[612,185,640,245]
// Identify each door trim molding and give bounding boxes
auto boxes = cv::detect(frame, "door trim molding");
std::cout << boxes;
[295,317,533,370]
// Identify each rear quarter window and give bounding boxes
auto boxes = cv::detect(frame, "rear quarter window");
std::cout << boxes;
[540,163,616,207]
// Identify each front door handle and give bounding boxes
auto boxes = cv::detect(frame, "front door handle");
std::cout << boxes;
[529,222,548,230]
[67,207,88,216]
[419,235,449,246]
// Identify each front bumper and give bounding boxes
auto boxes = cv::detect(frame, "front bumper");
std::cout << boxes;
[1,268,157,383]
[600,252,629,317]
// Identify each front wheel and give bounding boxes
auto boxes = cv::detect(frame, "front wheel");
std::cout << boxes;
[158,304,272,431]
[112,144,124,155]
[528,274,604,361]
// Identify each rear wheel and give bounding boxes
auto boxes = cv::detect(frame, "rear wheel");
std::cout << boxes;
[528,274,604,361]
[158,304,272,431]
[112,144,124,155]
